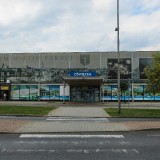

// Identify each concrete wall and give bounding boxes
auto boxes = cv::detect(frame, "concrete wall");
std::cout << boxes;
[0,51,157,69]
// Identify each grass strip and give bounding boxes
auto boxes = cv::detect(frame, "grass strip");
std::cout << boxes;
[0,106,56,116]
[104,108,160,118]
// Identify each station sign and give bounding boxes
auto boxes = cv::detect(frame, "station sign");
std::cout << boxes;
[70,72,96,77]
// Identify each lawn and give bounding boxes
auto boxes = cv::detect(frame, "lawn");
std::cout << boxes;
[104,108,160,118]
[0,106,56,116]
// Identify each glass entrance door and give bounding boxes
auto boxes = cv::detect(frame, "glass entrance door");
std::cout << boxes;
[70,86,100,102]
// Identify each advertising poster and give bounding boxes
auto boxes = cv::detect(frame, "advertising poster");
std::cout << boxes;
[30,85,38,100]
[19,85,30,100]
[133,85,144,100]
[11,85,20,100]
[49,85,60,100]
[107,59,131,79]
[103,85,112,100]
[139,58,152,79]
[111,85,118,100]
[40,85,60,100]
[144,85,160,101]
[40,85,50,100]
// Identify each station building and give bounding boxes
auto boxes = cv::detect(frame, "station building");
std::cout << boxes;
[0,51,158,102]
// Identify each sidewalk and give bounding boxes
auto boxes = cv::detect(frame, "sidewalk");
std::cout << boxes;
[1,118,160,133]
[0,101,160,133]
[48,107,110,117]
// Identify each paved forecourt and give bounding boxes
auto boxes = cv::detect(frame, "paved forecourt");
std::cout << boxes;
[0,102,160,133]
[48,107,110,117]
[17,107,120,133]
[16,121,129,133]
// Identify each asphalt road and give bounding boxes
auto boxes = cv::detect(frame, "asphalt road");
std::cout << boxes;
[0,131,160,160]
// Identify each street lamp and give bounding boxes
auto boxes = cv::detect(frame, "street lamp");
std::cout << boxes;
[115,0,121,114]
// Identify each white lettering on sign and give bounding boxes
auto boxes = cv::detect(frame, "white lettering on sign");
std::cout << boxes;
[74,72,92,76]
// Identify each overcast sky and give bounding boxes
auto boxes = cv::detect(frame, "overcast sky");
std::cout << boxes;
[0,0,159,53]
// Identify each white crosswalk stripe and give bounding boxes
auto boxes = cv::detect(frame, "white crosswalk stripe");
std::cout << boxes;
[20,134,124,138]
[46,117,109,122]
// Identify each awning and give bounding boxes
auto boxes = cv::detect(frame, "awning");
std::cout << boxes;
[63,76,104,86]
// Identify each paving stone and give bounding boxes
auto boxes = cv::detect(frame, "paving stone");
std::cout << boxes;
[16,121,129,133]
[124,121,160,130]
[0,101,160,133]
[48,107,110,117]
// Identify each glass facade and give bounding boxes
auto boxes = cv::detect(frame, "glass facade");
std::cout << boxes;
[11,85,38,100]
[11,84,61,101]
[102,84,160,101]
[70,86,100,102]
[9,83,160,102]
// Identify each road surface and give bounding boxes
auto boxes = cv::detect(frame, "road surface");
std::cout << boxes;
[0,131,160,160]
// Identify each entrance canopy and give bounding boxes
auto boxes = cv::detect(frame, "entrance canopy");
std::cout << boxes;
[63,76,104,86]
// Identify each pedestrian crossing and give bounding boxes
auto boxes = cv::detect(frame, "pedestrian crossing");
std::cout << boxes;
[2,132,160,159]
[46,117,109,122]
[1,134,143,159]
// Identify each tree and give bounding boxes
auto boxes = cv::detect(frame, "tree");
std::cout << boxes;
[120,81,128,102]
[144,53,160,96]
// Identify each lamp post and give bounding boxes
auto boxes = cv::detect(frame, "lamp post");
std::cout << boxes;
[0,68,1,100]
[115,0,121,114]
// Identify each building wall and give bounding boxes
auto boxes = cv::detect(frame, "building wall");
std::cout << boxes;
[0,51,159,101]
[0,51,157,83]
[0,51,157,69]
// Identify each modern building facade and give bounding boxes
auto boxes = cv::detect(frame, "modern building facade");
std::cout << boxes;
[0,51,158,101]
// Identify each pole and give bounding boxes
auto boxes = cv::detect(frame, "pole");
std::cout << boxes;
[38,75,40,101]
[103,83,104,103]
[128,78,130,108]
[63,81,65,104]
[116,0,121,114]
[0,68,2,99]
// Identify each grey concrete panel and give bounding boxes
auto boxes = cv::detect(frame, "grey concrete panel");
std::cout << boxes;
[0,51,158,69]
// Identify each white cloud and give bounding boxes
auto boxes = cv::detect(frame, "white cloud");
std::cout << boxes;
[120,1,160,51]
[0,0,42,25]
[92,0,115,12]
[0,0,159,52]
[141,0,160,11]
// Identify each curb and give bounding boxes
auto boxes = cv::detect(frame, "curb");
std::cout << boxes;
[0,128,160,134]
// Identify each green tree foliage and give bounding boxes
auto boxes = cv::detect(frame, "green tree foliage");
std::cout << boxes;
[120,81,128,101]
[120,81,128,91]
[144,53,160,95]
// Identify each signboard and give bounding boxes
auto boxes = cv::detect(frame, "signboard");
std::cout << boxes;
[1,86,9,90]
[70,72,96,77]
